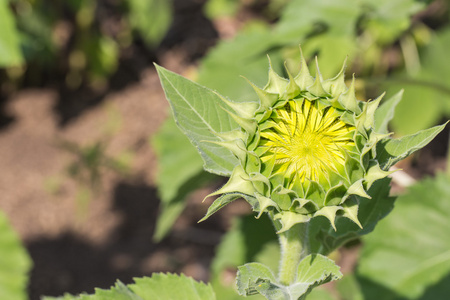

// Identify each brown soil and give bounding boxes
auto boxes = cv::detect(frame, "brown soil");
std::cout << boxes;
[0,1,228,298]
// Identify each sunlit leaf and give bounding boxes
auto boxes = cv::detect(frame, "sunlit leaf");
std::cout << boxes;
[155,64,239,175]
[0,1,24,66]
[361,0,423,44]
[357,174,450,299]
[43,274,216,300]
[390,28,450,135]
[0,211,32,300]
[128,0,172,47]
[152,119,217,241]
[210,215,277,300]
[374,90,403,134]
[236,254,342,300]
[377,123,447,169]
[204,0,240,19]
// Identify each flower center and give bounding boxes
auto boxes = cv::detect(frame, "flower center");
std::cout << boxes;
[258,99,355,183]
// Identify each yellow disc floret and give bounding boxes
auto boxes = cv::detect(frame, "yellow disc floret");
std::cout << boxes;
[258,99,355,185]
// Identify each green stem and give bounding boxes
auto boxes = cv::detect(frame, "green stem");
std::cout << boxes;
[277,222,310,286]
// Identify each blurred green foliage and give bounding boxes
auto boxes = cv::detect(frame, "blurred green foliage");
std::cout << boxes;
[0,211,32,300]
[389,28,450,135]
[0,0,24,66]
[356,173,450,300]
[1,0,173,88]
[128,0,172,47]
[151,119,217,241]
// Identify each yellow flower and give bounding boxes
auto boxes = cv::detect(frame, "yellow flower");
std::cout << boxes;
[257,99,355,187]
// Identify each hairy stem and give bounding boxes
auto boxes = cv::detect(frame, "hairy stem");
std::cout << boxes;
[277,222,310,286]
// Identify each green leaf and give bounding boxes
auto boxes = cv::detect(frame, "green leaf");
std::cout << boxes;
[130,274,215,300]
[390,28,450,135]
[361,0,423,44]
[128,0,172,47]
[276,0,361,78]
[204,0,240,19]
[0,0,24,66]
[211,214,278,276]
[377,123,447,169]
[44,274,216,300]
[155,64,239,175]
[86,35,119,80]
[309,178,394,255]
[211,215,277,300]
[199,193,242,222]
[152,113,204,202]
[335,274,364,300]
[236,262,281,297]
[388,82,443,137]
[236,255,342,300]
[305,288,337,300]
[291,254,342,300]
[152,118,217,241]
[374,90,403,134]
[357,174,450,300]
[0,211,32,300]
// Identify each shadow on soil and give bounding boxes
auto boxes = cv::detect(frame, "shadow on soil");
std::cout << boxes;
[25,180,216,299]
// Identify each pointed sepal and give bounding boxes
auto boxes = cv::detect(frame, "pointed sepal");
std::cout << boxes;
[216,92,259,119]
[274,211,310,233]
[205,139,247,165]
[365,161,396,190]
[356,93,385,133]
[294,47,314,90]
[254,193,280,218]
[199,193,242,222]
[307,58,330,97]
[282,62,301,99]
[205,165,256,198]
[292,198,320,214]
[338,75,361,114]
[215,129,247,142]
[341,197,363,229]
[322,57,348,95]
[223,107,257,135]
[314,206,343,231]
[264,55,289,95]
[245,79,279,112]
[324,182,347,206]
[344,179,371,201]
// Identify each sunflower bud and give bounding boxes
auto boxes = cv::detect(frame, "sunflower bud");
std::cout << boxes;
[204,51,395,232]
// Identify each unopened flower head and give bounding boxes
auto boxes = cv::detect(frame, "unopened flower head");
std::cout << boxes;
[203,50,394,232]
[257,99,355,188]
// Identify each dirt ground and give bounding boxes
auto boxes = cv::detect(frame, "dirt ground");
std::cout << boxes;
[0,1,448,299]
[0,1,226,298]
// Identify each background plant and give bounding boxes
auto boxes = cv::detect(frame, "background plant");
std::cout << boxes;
[1,0,172,90]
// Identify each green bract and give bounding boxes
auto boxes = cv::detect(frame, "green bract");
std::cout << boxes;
[201,52,394,232]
